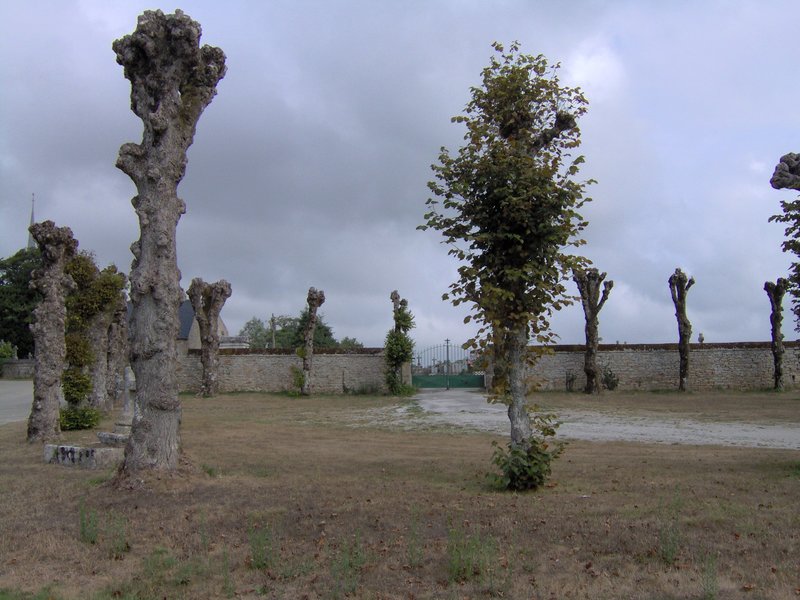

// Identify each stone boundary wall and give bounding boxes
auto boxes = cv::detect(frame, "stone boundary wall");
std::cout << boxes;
[0,359,35,379]
[177,348,387,394]
[528,342,800,391]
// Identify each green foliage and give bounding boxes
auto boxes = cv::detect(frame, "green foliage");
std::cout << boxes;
[59,405,101,430]
[248,521,275,570]
[656,492,685,566]
[65,333,93,368]
[79,499,99,545]
[420,41,591,375]
[289,365,305,395]
[446,521,498,585]
[769,196,800,329]
[385,300,415,395]
[0,340,14,360]
[338,336,363,349]
[601,362,619,390]
[0,247,42,357]
[488,411,564,491]
[330,533,367,598]
[239,312,359,350]
[61,367,93,407]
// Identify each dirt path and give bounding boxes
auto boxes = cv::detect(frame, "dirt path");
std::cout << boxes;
[405,388,800,449]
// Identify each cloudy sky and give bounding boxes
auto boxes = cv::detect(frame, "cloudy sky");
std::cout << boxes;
[2,0,799,351]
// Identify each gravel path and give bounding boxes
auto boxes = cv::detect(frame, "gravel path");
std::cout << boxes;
[410,389,800,449]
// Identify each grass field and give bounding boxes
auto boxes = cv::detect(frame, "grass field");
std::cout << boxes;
[0,391,798,599]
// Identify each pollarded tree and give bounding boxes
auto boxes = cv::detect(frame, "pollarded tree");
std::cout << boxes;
[385,290,415,394]
[769,153,800,328]
[188,277,232,397]
[421,43,591,480]
[764,278,789,390]
[27,221,77,443]
[573,268,613,394]
[300,287,325,395]
[668,268,694,392]
[114,9,226,472]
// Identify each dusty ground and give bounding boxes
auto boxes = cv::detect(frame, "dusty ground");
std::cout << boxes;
[0,390,798,599]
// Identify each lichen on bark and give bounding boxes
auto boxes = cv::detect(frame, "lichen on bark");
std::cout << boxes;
[114,9,225,472]
[187,278,231,397]
[27,221,77,443]
[668,268,695,392]
[574,268,613,394]
[301,287,325,396]
[764,278,788,390]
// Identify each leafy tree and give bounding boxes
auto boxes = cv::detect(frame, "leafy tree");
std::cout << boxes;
[339,336,364,349]
[385,291,415,395]
[0,247,42,357]
[62,251,125,415]
[421,42,591,488]
[240,311,346,350]
[769,153,800,328]
[239,317,270,349]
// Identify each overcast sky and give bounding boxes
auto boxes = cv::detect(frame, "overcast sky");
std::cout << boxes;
[2,0,799,351]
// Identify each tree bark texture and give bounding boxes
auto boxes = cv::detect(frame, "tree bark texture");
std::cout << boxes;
[770,153,800,191]
[114,10,226,472]
[491,325,533,447]
[106,290,129,408]
[301,287,325,395]
[27,221,77,443]
[668,268,695,392]
[573,268,613,394]
[764,278,788,390]
[187,277,231,397]
[86,307,114,411]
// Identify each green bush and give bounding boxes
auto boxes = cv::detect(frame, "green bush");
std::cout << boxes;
[601,363,619,390]
[62,368,93,406]
[488,412,564,491]
[59,406,101,431]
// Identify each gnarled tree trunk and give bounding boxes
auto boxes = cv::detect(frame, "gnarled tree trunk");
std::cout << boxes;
[573,268,613,394]
[301,287,325,396]
[106,290,129,408]
[764,278,788,390]
[27,221,77,443]
[668,268,695,392]
[187,278,232,397]
[114,9,226,472]
[86,307,115,411]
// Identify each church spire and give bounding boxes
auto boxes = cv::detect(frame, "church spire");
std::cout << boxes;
[27,194,36,250]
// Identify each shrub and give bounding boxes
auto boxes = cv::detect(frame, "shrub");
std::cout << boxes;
[59,406,101,430]
[601,362,619,390]
[62,367,93,406]
[488,412,564,491]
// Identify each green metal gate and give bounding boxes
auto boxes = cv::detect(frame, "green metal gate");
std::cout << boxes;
[411,339,485,389]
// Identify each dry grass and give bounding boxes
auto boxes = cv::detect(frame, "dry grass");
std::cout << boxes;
[0,391,798,599]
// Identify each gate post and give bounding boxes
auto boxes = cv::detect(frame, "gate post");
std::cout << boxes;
[445,338,451,390]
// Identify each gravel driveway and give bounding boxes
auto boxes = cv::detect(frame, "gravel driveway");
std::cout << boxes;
[412,388,800,449]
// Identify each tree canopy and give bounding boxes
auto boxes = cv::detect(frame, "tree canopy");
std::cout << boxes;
[420,43,591,486]
[421,41,591,366]
[0,247,42,357]
[239,310,356,350]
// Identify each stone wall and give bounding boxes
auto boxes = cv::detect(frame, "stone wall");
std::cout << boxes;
[1,359,35,379]
[527,342,800,391]
[177,348,386,394]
